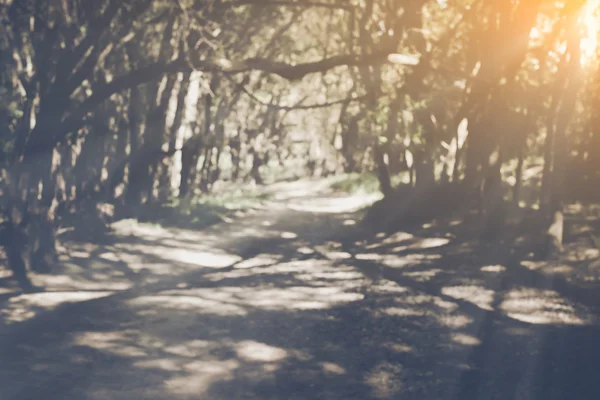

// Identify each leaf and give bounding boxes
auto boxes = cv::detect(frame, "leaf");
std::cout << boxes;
[387,53,421,66]
[457,118,469,149]
[405,149,414,168]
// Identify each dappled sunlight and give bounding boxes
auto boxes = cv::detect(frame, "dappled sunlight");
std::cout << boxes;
[356,252,438,269]
[481,265,506,273]
[164,359,239,397]
[563,244,599,263]
[375,290,471,331]
[411,238,451,249]
[202,268,256,281]
[164,248,241,268]
[66,322,314,398]
[154,284,364,312]
[297,246,315,255]
[235,340,288,362]
[323,250,353,260]
[280,231,298,239]
[320,361,346,375]
[2,291,114,324]
[365,362,404,399]
[451,333,481,346]
[500,287,594,325]
[110,241,241,270]
[521,260,588,281]
[366,232,414,249]
[128,294,248,316]
[257,260,371,289]
[286,193,382,213]
[369,279,409,294]
[73,330,151,358]
[356,253,384,261]
[382,342,414,353]
[128,256,369,313]
[386,253,441,268]
[403,268,443,282]
[296,270,365,281]
[267,178,335,200]
[383,238,451,253]
[437,313,473,329]
[239,286,364,310]
[234,254,282,269]
[134,358,180,372]
[164,340,215,357]
[112,219,172,238]
[0,287,13,295]
[34,269,133,291]
[381,307,426,317]
[441,285,495,311]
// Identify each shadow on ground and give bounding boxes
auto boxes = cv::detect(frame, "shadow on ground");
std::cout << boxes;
[1,184,600,400]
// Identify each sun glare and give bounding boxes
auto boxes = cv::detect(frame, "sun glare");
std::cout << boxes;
[580,0,600,64]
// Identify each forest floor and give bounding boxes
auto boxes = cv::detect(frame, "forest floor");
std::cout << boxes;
[1,178,600,400]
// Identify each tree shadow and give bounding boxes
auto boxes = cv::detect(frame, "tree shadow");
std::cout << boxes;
[1,200,600,399]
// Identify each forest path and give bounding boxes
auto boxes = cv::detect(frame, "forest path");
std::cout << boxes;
[1,179,600,400]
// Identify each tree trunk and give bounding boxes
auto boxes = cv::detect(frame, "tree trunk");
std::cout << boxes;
[158,72,192,202]
[481,159,506,240]
[230,130,242,181]
[414,151,435,189]
[27,207,58,273]
[107,116,129,199]
[125,85,144,206]
[373,140,393,197]
[145,74,177,204]
[250,150,264,185]
[512,144,525,209]
[0,218,36,291]
[542,16,582,258]
[179,136,203,198]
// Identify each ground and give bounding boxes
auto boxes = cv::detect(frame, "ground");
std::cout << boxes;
[1,179,600,400]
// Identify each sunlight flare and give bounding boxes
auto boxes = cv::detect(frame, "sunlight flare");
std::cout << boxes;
[580,0,600,64]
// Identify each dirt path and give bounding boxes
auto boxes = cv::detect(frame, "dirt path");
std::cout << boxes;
[1,181,600,400]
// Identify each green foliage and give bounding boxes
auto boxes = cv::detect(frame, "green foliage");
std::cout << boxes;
[138,186,275,229]
[329,173,381,194]
[191,189,273,211]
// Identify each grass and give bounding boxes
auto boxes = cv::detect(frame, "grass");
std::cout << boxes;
[328,172,411,195]
[192,188,273,210]
[328,173,381,195]
[131,186,274,230]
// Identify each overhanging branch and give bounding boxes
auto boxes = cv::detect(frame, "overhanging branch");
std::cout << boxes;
[64,49,393,131]
[226,75,367,110]
[30,49,394,159]
[228,50,392,80]
[227,0,353,11]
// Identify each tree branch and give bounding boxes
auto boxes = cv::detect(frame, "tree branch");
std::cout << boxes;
[53,0,124,92]
[26,48,394,159]
[62,59,192,134]
[226,75,367,110]
[228,0,353,11]
[64,49,393,132]
[223,49,392,80]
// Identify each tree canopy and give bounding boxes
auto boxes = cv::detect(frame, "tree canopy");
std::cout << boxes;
[2,0,600,287]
